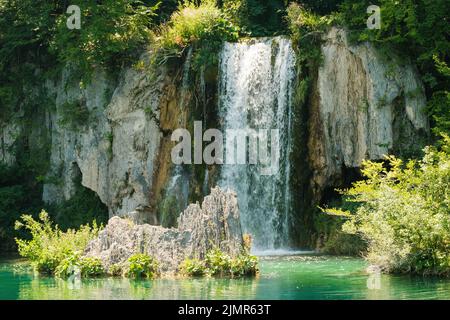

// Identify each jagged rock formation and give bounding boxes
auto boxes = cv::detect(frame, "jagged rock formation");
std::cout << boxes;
[308,27,429,199]
[83,187,244,272]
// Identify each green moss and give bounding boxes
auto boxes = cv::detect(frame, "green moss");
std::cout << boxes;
[58,101,90,130]
[159,193,181,228]
[104,132,114,161]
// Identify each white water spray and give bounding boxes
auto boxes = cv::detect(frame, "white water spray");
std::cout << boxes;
[218,37,296,250]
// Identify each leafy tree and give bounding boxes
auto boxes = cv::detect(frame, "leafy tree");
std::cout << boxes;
[51,0,159,75]
[328,136,450,275]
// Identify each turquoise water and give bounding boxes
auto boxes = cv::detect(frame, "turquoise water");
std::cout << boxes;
[1,254,449,300]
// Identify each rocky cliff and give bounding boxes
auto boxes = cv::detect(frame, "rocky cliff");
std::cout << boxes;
[308,28,429,200]
[38,54,193,225]
[0,28,430,247]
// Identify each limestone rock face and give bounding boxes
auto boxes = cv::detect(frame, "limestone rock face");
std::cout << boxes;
[83,187,244,273]
[41,59,173,222]
[0,122,19,166]
[308,27,429,199]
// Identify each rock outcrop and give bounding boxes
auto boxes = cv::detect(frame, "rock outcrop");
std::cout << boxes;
[308,27,429,199]
[41,55,188,223]
[83,187,244,273]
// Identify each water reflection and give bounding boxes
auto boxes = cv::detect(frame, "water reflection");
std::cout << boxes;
[17,275,259,300]
[1,255,449,300]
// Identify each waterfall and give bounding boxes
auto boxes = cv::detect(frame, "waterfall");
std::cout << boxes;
[218,37,296,250]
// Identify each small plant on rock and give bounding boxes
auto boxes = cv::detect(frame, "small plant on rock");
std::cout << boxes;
[231,254,259,277]
[205,248,232,276]
[125,253,159,279]
[108,264,124,277]
[79,257,104,278]
[179,258,206,276]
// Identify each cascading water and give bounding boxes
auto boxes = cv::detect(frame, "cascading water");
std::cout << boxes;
[218,37,296,250]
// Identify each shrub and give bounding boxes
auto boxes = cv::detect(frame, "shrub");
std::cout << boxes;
[15,211,101,275]
[329,136,450,275]
[152,0,239,68]
[205,248,232,276]
[179,258,206,276]
[55,254,104,278]
[126,253,159,278]
[182,248,259,278]
[80,257,105,278]
[108,264,124,277]
[55,253,81,278]
[230,254,259,277]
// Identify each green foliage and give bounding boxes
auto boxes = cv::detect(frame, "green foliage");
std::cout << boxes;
[314,212,367,256]
[230,253,259,277]
[286,3,336,122]
[179,244,259,278]
[79,257,105,277]
[55,253,104,278]
[0,0,159,113]
[286,3,335,65]
[205,247,232,276]
[152,0,239,68]
[54,253,82,278]
[0,164,45,252]
[294,0,345,15]
[51,0,159,78]
[14,211,101,274]
[126,253,159,278]
[221,0,286,36]
[428,91,450,136]
[108,264,124,277]
[202,247,259,277]
[179,258,207,276]
[330,137,450,275]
